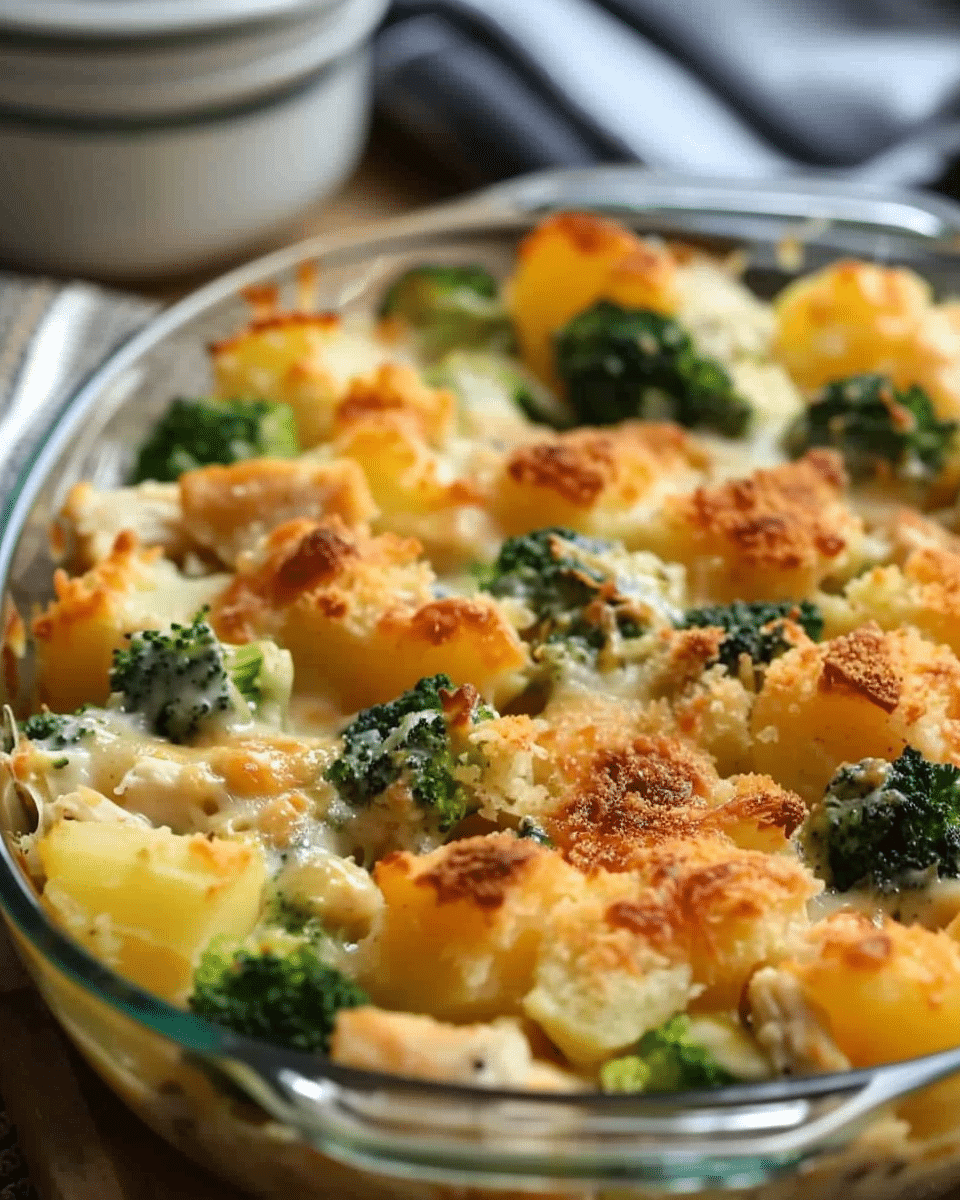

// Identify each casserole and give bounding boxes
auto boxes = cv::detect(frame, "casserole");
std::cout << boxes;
[8,167,960,1198]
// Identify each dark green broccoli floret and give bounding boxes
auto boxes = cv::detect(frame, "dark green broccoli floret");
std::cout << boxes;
[189,941,367,1055]
[380,265,513,361]
[131,396,299,484]
[679,600,823,674]
[110,612,278,743]
[476,528,645,658]
[263,893,329,946]
[601,1016,736,1094]
[804,746,960,893]
[19,709,96,750]
[784,374,957,482]
[324,674,489,831]
[554,301,753,437]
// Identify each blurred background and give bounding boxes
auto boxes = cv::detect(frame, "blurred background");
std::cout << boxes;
[3,0,960,281]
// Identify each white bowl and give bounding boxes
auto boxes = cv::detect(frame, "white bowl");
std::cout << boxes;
[0,0,388,279]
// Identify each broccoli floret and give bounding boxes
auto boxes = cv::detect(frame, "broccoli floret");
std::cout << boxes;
[601,1016,736,1094]
[678,600,823,673]
[429,350,575,430]
[804,746,960,893]
[784,374,957,482]
[262,893,330,948]
[131,396,299,484]
[221,640,293,727]
[476,528,645,659]
[110,612,285,742]
[324,674,490,831]
[554,301,753,437]
[379,265,513,361]
[189,941,367,1055]
[19,709,96,750]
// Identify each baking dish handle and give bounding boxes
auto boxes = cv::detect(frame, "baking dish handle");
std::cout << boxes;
[204,1038,960,1190]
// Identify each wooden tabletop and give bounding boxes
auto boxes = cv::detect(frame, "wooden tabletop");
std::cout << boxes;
[0,125,452,1200]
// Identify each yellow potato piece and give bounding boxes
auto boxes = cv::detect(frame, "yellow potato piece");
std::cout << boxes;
[32,534,227,712]
[39,819,265,1000]
[774,258,960,419]
[210,312,386,448]
[366,834,583,1022]
[751,623,960,804]
[212,517,527,711]
[509,212,677,383]
[785,913,960,1137]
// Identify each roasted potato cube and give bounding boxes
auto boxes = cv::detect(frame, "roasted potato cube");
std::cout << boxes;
[39,818,265,1000]
[783,912,960,1136]
[32,534,228,712]
[492,422,708,547]
[212,517,527,711]
[646,451,865,603]
[210,313,388,447]
[365,834,584,1022]
[509,213,677,382]
[752,623,960,804]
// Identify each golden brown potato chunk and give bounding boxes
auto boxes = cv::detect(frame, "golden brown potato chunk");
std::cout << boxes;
[32,534,228,711]
[509,212,678,383]
[647,450,865,602]
[774,258,960,419]
[212,517,527,711]
[366,834,584,1022]
[492,422,709,547]
[752,623,960,803]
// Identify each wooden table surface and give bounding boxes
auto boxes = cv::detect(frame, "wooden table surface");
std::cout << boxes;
[0,125,452,1200]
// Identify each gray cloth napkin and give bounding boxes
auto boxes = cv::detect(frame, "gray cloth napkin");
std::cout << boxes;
[0,275,160,1200]
[0,275,159,498]
[375,0,960,191]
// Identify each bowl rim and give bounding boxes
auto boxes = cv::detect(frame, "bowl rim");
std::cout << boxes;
[0,0,346,41]
[6,166,960,1184]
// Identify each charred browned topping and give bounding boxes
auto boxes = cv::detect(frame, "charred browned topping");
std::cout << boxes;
[417,837,539,908]
[404,598,507,650]
[239,284,280,318]
[519,212,633,257]
[720,775,807,840]
[841,932,893,968]
[334,364,451,437]
[245,311,340,336]
[272,524,357,605]
[506,437,614,507]
[606,897,679,948]
[549,737,714,873]
[664,627,727,685]
[440,682,483,729]
[819,625,902,713]
[677,451,851,569]
[605,845,807,954]
[210,310,339,356]
[211,518,361,641]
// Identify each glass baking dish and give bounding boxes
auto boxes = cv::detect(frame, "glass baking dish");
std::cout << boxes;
[7,166,960,1200]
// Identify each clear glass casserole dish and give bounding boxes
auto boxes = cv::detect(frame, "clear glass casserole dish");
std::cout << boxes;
[8,166,960,1199]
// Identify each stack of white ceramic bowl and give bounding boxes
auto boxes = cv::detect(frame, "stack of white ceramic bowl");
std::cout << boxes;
[0,0,390,278]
